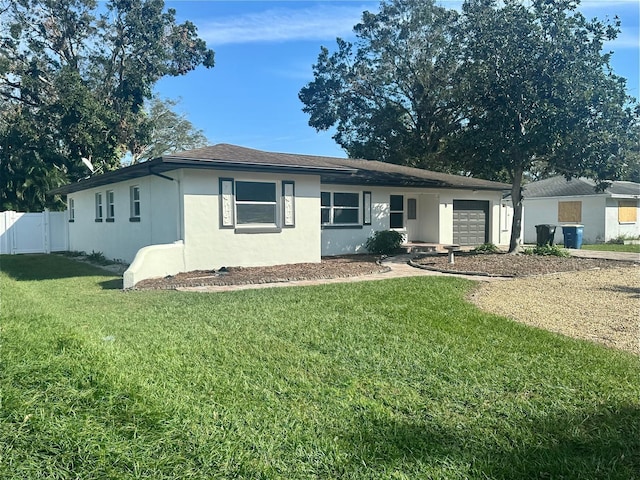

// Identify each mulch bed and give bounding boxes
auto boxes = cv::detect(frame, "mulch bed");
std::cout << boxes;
[411,252,634,277]
[135,255,386,290]
[133,252,636,290]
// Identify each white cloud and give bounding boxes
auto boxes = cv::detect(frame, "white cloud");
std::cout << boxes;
[198,4,375,46]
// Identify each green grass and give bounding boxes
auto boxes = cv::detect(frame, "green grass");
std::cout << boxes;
[582,243,640,253]
[2,254,639,479]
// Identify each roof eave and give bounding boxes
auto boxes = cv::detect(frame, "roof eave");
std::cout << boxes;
[48,157,356,196]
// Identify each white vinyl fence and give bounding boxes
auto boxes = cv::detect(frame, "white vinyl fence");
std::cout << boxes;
[0,210,68,254]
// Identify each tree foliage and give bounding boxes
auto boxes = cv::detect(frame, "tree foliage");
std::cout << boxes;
[452,0,638,251]
[299,0,462,170]
[300,0,639,252]
[130,97,209,164]
[0,0,214,211]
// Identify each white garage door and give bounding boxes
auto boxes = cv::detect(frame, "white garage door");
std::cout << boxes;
[453,200,489,246]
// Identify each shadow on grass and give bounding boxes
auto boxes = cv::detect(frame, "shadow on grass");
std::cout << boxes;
[99,278,124,290]
[340,404,640,479]
[0,254,118,282]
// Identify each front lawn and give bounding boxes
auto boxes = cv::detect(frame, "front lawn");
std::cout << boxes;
[2,255,638,479]
[582,243,640,253]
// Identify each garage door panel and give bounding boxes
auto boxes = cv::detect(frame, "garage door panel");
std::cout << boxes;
[453,200,489,246]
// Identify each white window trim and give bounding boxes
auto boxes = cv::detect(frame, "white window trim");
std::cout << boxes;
[106,190,115,221]
[68,198,75,222]
[220,178,288,233]
[282,181,295,228]
[321,191,361,226]
[95,192,103,222]
[130,185,141,221]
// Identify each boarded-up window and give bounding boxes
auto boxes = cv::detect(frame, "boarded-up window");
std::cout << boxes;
[558,201,582,223]
[618,200,637,223]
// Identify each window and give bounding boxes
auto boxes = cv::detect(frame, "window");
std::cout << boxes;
[390,195,404,229]
[558,201,582,223]
[618,200,637,223]
[130,186,141,221]
[68,198,75,222]
[407,198,417,220]
[235,181,277,225]
[321,191,360,225]
[106,190,115,222]
[95,193,103,221]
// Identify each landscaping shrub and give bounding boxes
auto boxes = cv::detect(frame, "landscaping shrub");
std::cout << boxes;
[607,234,640,245]
[365,230,404,255]
[86,250,110,265]
[523,244,570,257]
[472,242,500,254]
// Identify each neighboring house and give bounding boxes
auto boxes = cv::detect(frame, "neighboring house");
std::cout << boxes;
[522,176,640,245]
[49,144,511,287]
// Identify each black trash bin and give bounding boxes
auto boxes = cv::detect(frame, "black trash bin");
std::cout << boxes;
[535,224,557,246]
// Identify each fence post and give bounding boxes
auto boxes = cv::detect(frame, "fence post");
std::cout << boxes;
[0,211,8,254]
[10,210,17,254]
[43,208,51,253]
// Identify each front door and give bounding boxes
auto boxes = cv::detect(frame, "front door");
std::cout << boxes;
[406,197,420,242]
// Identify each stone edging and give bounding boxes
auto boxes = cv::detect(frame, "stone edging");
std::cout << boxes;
[407,259,516,278]
[133,261,392,290]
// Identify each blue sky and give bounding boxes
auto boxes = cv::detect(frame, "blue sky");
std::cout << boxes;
[156,0,640,159]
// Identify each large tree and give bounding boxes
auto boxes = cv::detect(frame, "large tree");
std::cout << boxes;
[299,0,462,171]
[451,0,638,251]
[129,97,209,164]
[300,0,638,252]
[0,0,214,211]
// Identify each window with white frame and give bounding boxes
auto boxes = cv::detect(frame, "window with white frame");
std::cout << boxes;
[235,181,277,225]
[390,195,404,229]
[321,191,360,225]
[68,198,75,222]
[95,192,103,221]
[106,190,115,221]
[130,186,141,221]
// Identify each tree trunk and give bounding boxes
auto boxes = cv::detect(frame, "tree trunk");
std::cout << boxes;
[508,167,524,253]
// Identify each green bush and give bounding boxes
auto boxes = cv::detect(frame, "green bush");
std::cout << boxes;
[87,250,110,265]
[365,230,404,255]
[523,244,570,257]
[607,234,640,245]
[472,242,499,254]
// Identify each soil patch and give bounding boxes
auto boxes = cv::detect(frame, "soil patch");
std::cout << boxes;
[135,255,386,290]
[412,252,633,277]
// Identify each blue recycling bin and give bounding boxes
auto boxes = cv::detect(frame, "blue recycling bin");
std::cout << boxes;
[562,224,584,249]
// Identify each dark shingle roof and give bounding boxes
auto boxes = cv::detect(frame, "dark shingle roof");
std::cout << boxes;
[50,143,510,195]
[524,176,640,198]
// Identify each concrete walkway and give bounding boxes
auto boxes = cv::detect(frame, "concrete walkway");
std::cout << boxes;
[565,248,640,262]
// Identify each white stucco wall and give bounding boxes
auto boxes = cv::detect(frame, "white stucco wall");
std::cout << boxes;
[180,169,321,270]
[67,174,180,262]
[123,241,186,289]
[605,197,640,241]
[523,196,607,244]
[437,190,506,246]
[321,186,507,255]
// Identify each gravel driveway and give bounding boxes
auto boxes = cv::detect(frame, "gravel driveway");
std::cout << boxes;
[469,266,639,355]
